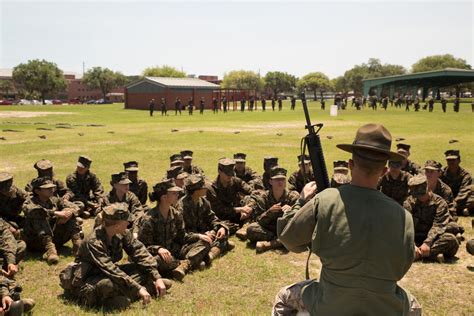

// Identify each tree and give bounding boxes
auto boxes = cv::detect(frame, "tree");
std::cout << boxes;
[142,65,186,78]
[264,71,296,96]
[12,59,66,104]
[412,54,471,73]
[221,70,264,91]
[83,67,126,100]
[0,80,14,98]
[332,76,349,94]
[297,72,332,100]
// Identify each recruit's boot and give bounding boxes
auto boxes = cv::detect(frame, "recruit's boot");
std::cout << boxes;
[22,298,36,313]
[208,247,221,261]
[7,300,24,316]
[42,238,59,265]
[161,278,173,290]
[71,233,82,257]
[198,261,207,271]
[462,208,470,216]
[227,241,235,251]
[436,253,445,263]
[235,226,248,240]
[171,260,191,282]
[256,239,283,254]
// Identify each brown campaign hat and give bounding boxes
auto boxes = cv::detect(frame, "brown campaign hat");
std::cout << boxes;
[152,179,183,195]
[423,160,442,171]
[333,160,349,170]
[170,154,184,165]
[167,166,183,179]
[102,203,133,222]
[263,157,278,170]
[34,159,53,171]
[270,166,287,179]
[218,158,236,176]
[185,174,206,191]
[77,155,92,168]
[336,124,405,161]
[123,161,139,172]
[111,172,132,185]
[180,150,193,160]
[233,153,247,163]
[444,150,460,160]
[31,177,57,190]
[298,155,310,165]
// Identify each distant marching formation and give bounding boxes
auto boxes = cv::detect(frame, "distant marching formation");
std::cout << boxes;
[147,95,472,116]
[0,144,472,312]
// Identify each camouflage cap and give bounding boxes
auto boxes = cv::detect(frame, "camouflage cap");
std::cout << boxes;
[123,161,139,172]
[423,160,442,171]
[31,177,57,190]
[167,166,183,179]
[263,157,278,170]
[444,149,460,160]
[77,155,92,168]
[218,158,236,176]
[333,160,349,170]
[111,172,132,185]
[396,143,411,152]
[152,179,183,195]
[332,173,351,185]
[176,171,189,180]
[102,203,132,222]
[397,148,409,157]
[170,154,184,165]
[408,174,427,187]
[180,150,193,159]
[185,174,206,191]
[34,159,53,171]
[270,166,287,179]
[0,172,13,191]
[298,155,310,165]
[233,153,247,163]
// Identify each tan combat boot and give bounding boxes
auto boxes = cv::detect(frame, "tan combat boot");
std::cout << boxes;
[256,239,283,254]
[42,237,59,265]
[171,260,191,281]
[208,247,221,261]
[71,234,82,257]
[235,225,248,240]
[161,278,173,290]
[227,240,235,251]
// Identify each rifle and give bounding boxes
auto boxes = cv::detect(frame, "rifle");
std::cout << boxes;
[300,92,330,191]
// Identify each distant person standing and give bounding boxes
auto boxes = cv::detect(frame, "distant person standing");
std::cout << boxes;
[187,97,194,115]
[441,97,447,113]
[271,96,276,111]
[321,97,326,110]
[261,96,266,112]
[428,97,434,112]
[160,98,167,116]
[249,96,254,111]
[199,97,205,115]
[212,97,218,114]
[290,96,296,110]
[241,96,246,112]
[175,97,182,115]
[382,96,388,111]
[414,96,420,111]
[222,96,228,113]
[278,96,283,111]
[149,99,155,117]
[453,97,460,112]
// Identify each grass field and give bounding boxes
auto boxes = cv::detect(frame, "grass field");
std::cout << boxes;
[1,101,473,315]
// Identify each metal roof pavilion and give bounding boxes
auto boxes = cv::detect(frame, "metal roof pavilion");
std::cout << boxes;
[126,77,220,89]
[362,68,474,98]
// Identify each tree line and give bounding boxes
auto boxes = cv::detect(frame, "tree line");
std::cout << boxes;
[3,54,471,104]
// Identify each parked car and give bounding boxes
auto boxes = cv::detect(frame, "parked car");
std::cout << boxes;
[0,100,13,105]
[86,99,96,104]
[52,99,63,105]
[68,99,81,104]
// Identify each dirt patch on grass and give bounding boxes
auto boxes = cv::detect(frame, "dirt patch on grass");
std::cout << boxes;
[0,111,74,118]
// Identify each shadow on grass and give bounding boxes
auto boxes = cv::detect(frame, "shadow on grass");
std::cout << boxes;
[23,245,74,262]
[58,292,129,315]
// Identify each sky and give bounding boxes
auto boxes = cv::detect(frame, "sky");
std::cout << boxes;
[0,0,472,79]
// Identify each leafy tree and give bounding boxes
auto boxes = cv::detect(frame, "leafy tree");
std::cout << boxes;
[12,59,66,104]
[83,67,126,100]
[264,71,296,96]
[142,65,186,78]
[297,72,332,100]
[412,54,471,73]
[221,70,264,91]
[332,76,349,94]
[0,80,14,98]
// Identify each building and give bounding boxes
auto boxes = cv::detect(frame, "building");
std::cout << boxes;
[125,77,220,110]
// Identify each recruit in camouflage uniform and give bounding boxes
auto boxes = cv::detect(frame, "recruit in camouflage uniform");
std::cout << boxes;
[440,150,473,216]
[22,177,82,264]
[287,155,316,193]
[136,179,208,281]
[166,166,188,199]
[95,172,144,227]
[206,158,253,232]
[180,150,205,175]
[176,175,233,263]
[330,160,351,188]
[0,172,28,235]
[262,157,279,190]
[246,167,299,253]
[59,203,169,310]
[377,160,412,205]
[424,160,457,217]
[404,175,459,262]
[396,143,420,176]
[25,159,72,199]
[0,274,35,315]
[233,153,264,190]
[65,156,105,217]
[0,218,25,279]
[123,161,148,206]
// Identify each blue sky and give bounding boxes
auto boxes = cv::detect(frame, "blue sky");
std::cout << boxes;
[1,1,472,78]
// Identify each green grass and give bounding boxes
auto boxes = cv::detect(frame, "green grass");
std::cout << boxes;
[1,101,473,315]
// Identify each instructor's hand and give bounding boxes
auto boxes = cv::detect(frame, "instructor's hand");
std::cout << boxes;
[300,181,317,202]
